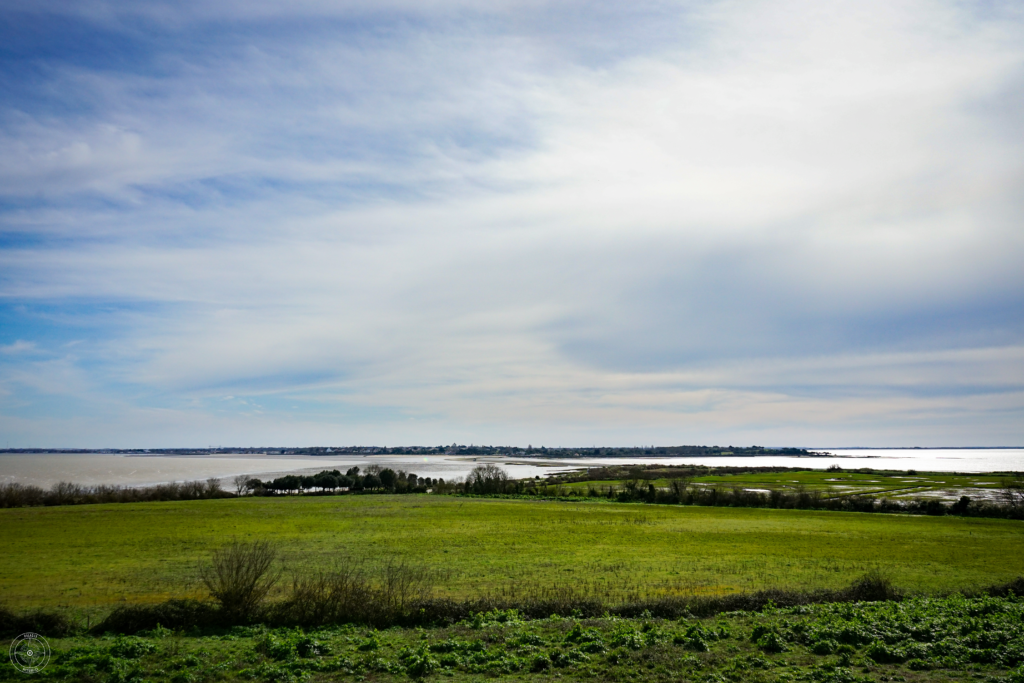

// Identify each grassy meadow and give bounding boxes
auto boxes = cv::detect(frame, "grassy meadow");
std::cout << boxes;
[2,494,1022,613]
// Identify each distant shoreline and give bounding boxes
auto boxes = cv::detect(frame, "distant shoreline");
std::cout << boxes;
[2,445,1021,455]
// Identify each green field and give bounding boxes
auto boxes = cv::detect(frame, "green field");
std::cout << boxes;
[558,469,1010,501]
[2,495,1022,612]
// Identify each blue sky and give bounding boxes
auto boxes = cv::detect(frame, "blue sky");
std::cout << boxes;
[1,0,1023,448]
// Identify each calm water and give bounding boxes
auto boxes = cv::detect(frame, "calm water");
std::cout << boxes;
[0,448,1020,489]
[555,449,1024,474]
[0,452,577,489]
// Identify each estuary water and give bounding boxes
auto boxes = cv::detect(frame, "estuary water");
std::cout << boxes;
[0,448,1019,489]
[553,448,1024,474]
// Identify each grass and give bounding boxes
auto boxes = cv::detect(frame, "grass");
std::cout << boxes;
[559,469,1010,501]
[4,595,1023,683]
[1,495,1023,614]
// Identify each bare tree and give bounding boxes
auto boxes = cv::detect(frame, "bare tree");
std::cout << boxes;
[668,476,691,501]
[200,540,281,620]
[204,477,223,496]
[1001,473,1024,507]
[467,464,510,493]
[232,474,252,497]
[622,468,643,497]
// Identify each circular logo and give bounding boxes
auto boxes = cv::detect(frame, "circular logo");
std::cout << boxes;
[9,633,50,674]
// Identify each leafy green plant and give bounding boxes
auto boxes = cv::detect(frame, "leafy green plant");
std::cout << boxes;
[811,638,838,655]
[563,621,605,652]
[530,653,551,671]
[356,632,381,651]
[296,634,329,657]
[550,647,590,667]
[401,645,439,677]
[676,621,724,651]
[109,636,156,659]
[757,630,787,653]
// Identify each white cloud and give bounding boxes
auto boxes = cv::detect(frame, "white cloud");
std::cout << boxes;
[0,341,36,355]
[0,0,1022,446]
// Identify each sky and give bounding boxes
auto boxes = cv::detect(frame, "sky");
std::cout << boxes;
[1,0,1023,448]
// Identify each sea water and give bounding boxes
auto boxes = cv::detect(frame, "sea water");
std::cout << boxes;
[0,448,1019,489]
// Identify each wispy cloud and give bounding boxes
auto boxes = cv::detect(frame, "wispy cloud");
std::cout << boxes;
[1,0,1022,446]
[0,341,36,355]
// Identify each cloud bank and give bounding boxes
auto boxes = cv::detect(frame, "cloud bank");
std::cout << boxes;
[1,0,1022,447]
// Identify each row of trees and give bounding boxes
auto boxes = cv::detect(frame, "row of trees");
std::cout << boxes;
[0,463,511,508]
[507,475,1024,520]
[0,479,229,508]
[241,467,442,495]
[239,464,518,497]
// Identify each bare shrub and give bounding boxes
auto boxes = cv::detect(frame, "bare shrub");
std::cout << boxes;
[180,481,206,499]
[280,554,433,627]
[93,599,218,635]
[841,569,901,602]
[200,540,281,620]
[49,482,84,506]
[0,603,75,638]
[379,556,432,610]
[286,557,373,626]
[0,482,35,507]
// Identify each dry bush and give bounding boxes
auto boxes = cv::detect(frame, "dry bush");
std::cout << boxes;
[286,558,373,625]
[279,554,433,627]
[379,556,433,610]
[200,540,281,620]
[94,599,218,635]
[841,569,901,602]
[49,481,84,505]
[0,482,46,507]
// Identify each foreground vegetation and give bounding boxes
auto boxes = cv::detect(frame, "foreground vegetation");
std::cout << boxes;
[4,593,1024,683]
[2,495,1023,613]
[3,482,1024,681]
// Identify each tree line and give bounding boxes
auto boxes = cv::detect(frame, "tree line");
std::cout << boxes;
[244,464,514,496]
[2,463,1020,520]
[244,466,440,495]
[0,479,231,508]
[0,464,513,508]
[487,470,1024,520]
